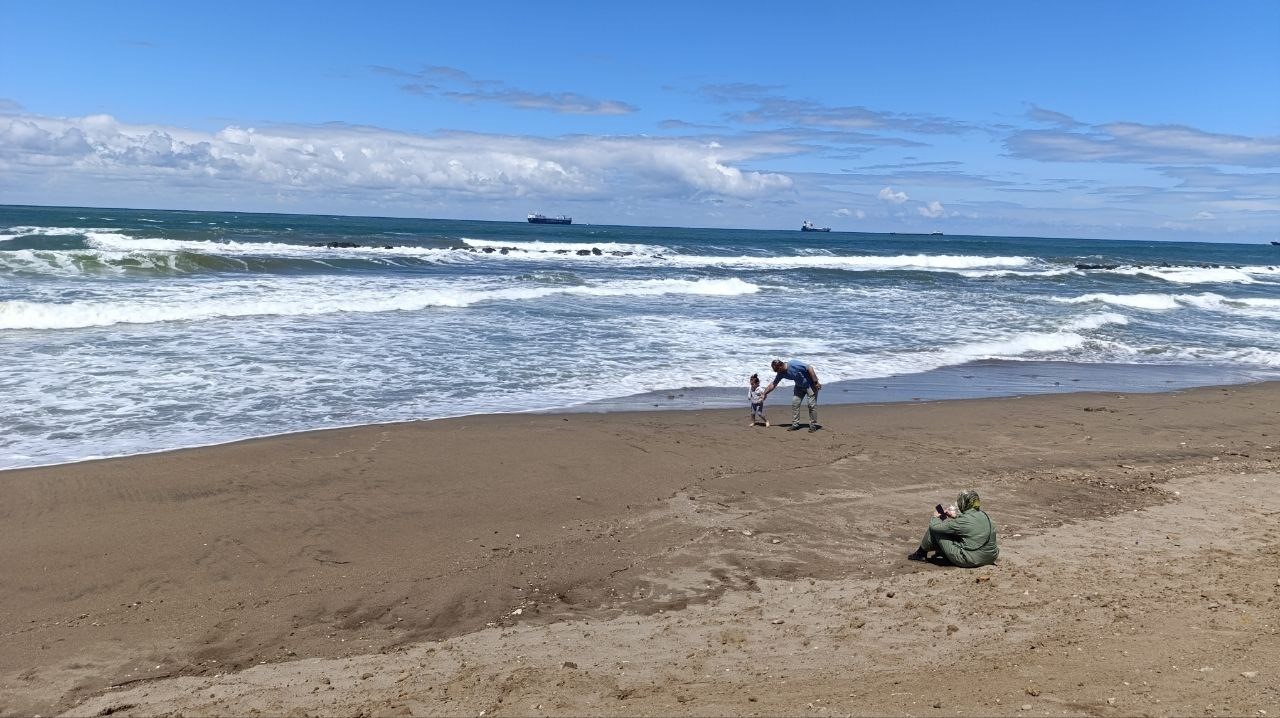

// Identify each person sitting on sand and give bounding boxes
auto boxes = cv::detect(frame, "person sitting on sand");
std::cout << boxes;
[748,373,769,427]
[907,489,999,567]
[760,358,822,432]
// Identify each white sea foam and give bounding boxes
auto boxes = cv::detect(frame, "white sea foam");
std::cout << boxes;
[874,311,1135,375]
[0,233,481,273]
[1177,293,1280,316]
[954,267,1079,278]
[461,237,658,255]
[1109,265,1280,284]
[605,311,1132,391]
[10,231,1043,279]
[0,225,113,242]
[670,253,1034,272]
[943,330,1088,361]
[0,277,760,330]
[83,231,454,259]
[822,328,1132,385]
[459,239,1034,273]
[77,231,667,267]
[1054,292,1182,310]
[1159,344,1280,367]
[1053,292,1280,316]
[1063,312,1129,331]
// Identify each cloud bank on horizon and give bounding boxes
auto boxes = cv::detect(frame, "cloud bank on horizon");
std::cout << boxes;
[1,2,1277,242]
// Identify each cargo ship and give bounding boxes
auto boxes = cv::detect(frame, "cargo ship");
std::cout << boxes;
[527,213,572,225]
[800,220,830,232]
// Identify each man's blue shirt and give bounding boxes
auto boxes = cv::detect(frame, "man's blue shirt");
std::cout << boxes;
[774,360,813,391]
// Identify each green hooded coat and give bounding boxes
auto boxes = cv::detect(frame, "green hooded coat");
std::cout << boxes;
[919,506,999,568]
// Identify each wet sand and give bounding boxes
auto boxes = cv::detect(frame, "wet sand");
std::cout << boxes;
[1,383,1277,716]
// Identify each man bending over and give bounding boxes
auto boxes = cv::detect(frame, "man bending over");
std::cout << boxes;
[761,358,822,432]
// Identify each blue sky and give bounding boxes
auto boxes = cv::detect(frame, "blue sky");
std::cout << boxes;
[2,1,1277,241]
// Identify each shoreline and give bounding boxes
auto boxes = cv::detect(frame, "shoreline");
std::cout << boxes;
[7,359,1276,473]
[2,382,1278,715]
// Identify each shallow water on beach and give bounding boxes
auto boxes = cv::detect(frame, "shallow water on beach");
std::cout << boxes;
[3,204,1279,469]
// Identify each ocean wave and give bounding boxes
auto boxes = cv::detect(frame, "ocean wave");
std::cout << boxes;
[1053,292,1280,316]
[0,225,113,242]
[462,243,1037,273]
[671,253,1034,271]
[465,239,1033,270]
[1053,292,1182,310]
[1083,264,1280,284]
[0,246,273,277]
[837,331,1124,383]
[0,277,760,330]
[461,237,658,255]
[82,231,445,258]
[943,330,1089,361]
[1156,344,1280,367]
[4,230,1049,279]
[954,267,1079,278]
[0,233,468,276]
[1062,312,1129,331]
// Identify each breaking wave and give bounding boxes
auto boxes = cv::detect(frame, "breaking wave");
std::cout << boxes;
[0,277,760,330]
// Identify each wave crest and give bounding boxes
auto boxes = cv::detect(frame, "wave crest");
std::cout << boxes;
[0,277,760,330]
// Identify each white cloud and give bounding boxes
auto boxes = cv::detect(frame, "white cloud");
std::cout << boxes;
[1026,104,1083,128]
[704,85,973,135]
[0,112,792,204]
[374,65,639,116]
[1007,118,1280,168]
[1195,211,1215,220]
[877,186,908,204]
[917,200,944,218]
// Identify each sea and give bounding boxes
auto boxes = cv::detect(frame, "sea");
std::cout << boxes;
[3,204,1279,471]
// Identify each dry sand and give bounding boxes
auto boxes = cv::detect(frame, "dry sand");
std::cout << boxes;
[1,383,1277,716]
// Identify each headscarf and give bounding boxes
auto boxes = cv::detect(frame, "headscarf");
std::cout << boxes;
[956,489,981,513]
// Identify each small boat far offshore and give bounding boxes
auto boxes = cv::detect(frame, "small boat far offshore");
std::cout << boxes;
[800,220,830,232]
[528,213,572,225]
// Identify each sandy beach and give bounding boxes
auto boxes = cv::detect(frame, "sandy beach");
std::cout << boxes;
[2,383,1278,717]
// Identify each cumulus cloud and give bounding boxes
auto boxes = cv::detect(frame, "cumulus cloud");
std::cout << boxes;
[877,186,908,203]
[917,200,945,218]
[372,65,638,116]
[0,112,791,203]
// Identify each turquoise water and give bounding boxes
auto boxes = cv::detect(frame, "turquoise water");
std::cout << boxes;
[3,204,1279,469]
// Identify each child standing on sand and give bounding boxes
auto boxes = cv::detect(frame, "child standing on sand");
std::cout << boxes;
[748,373,769,427]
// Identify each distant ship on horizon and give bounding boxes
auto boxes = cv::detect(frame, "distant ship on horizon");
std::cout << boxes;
[800,219,830,232]
[528,213,572,225]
